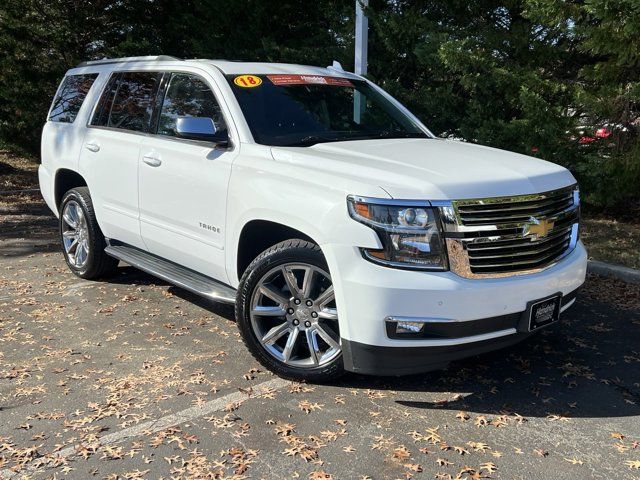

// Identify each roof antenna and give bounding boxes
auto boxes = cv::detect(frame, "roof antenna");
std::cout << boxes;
[327,60,344,72]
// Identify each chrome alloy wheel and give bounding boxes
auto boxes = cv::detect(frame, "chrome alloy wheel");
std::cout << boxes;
[61,200,90,268]
[250,263,341,367]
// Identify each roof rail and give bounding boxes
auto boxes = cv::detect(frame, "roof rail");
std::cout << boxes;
[76,55,182,67]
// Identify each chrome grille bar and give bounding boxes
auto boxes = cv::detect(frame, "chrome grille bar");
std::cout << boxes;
[468,234,571,260]
[469,244,571,270]
[456,188,574,226]
[466,226,572,251]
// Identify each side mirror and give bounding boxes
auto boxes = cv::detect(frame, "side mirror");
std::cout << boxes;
[175,117,228,146]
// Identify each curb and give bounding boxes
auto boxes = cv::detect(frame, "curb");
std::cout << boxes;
[588,260,640,285]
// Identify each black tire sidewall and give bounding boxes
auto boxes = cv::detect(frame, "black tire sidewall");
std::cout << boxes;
[236,240,344,383]
[59,188,107,279]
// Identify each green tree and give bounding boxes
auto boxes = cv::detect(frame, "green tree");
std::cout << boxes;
[0,0,352,154]
[0,1,114,153]
[0,0,638,211]
[525,0,640,212]
[365,0,639,211]
[366,1,581,157]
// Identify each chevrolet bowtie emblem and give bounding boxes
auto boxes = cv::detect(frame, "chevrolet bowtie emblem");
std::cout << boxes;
[524,217,554,238]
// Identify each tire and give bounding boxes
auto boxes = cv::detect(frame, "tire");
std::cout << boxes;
[59,187,119,279]
[236,239,345,383]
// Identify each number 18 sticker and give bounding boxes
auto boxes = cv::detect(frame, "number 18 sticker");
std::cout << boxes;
[234,75,262,88]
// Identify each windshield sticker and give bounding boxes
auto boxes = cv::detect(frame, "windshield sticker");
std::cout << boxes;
[233,75,263,88]
[267,74,353,87]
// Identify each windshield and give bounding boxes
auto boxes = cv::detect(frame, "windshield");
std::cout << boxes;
[226,74,429,147]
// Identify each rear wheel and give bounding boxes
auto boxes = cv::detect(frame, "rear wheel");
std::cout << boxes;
[236,239,344,382]
[59,187,118,279]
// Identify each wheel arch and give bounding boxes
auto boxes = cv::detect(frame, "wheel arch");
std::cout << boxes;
[54,168,87,213]
[235,219,321,283]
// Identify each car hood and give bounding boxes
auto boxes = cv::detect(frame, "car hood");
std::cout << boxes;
[271,138,576,200]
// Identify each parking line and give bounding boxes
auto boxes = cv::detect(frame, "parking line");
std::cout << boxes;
[0,377,289,479]
[61,280,96,297]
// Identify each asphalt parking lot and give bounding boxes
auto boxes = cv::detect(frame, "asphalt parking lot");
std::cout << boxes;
[1,191,639,480]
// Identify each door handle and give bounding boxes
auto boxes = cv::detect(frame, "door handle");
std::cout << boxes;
[85,142,100,152]
[142,155,162,167]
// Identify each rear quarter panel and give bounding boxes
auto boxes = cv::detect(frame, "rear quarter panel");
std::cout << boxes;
[40,70,109,214]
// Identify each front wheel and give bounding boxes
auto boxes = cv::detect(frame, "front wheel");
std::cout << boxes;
[236,239,344,382]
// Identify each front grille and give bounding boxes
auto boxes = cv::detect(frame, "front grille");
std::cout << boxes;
[455,188,574,226]
[466,224,573,274]
[442,186,580,278]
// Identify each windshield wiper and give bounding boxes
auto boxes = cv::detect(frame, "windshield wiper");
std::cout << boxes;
[352,131,428,141]
[285,134,342,147]
[283,131,428,147]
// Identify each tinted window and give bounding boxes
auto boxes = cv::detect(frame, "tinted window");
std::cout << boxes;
[90,73,120,127]
[106,72,162,132]
[227,75,427,147]
[157,73,225,137]
[49,74,98,123]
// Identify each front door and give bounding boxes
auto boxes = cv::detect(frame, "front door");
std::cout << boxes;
[138,72,235,282]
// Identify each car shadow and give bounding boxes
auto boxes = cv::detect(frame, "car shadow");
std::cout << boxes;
[87,266,640,419]
[333,295,640,419]
[107,266,237,320]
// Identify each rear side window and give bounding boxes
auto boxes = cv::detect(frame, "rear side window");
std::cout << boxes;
[90,73,120,127]
[49,74,98,123]
[91,72,162,132]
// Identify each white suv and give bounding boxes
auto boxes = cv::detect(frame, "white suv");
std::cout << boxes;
[39,56,587,381]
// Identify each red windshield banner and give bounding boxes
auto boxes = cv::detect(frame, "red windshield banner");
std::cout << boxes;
[267,74,354,87]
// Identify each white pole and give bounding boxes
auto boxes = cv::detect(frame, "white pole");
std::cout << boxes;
[354,0,369,123]
[355,0,368,76]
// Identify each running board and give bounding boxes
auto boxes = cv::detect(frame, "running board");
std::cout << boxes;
[105,244,236,304]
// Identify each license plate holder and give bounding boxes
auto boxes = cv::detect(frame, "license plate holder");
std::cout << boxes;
[528,294,561,331]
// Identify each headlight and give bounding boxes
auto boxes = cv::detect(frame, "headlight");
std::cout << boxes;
[347,196,448,270]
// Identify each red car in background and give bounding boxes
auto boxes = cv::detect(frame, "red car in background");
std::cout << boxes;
[579,126,612,144]
[531,125,619,154]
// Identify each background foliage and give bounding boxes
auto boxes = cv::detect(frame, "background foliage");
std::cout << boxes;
[0,0,638,214]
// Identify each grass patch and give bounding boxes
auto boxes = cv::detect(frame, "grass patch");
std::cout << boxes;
[581,217,640,269]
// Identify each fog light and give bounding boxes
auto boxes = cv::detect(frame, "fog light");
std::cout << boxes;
[395,321,425,334]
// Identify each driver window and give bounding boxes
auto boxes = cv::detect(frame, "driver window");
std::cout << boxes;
[158,73,226,137]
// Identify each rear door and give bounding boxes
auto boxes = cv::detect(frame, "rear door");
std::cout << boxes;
[79,71,163,249]
[138,71,236,282]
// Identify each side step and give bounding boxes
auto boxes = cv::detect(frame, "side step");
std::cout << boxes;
[105,243,236,304]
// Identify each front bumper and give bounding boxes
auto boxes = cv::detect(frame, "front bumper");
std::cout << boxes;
[342,289,578,375]
[322,240,587,375]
